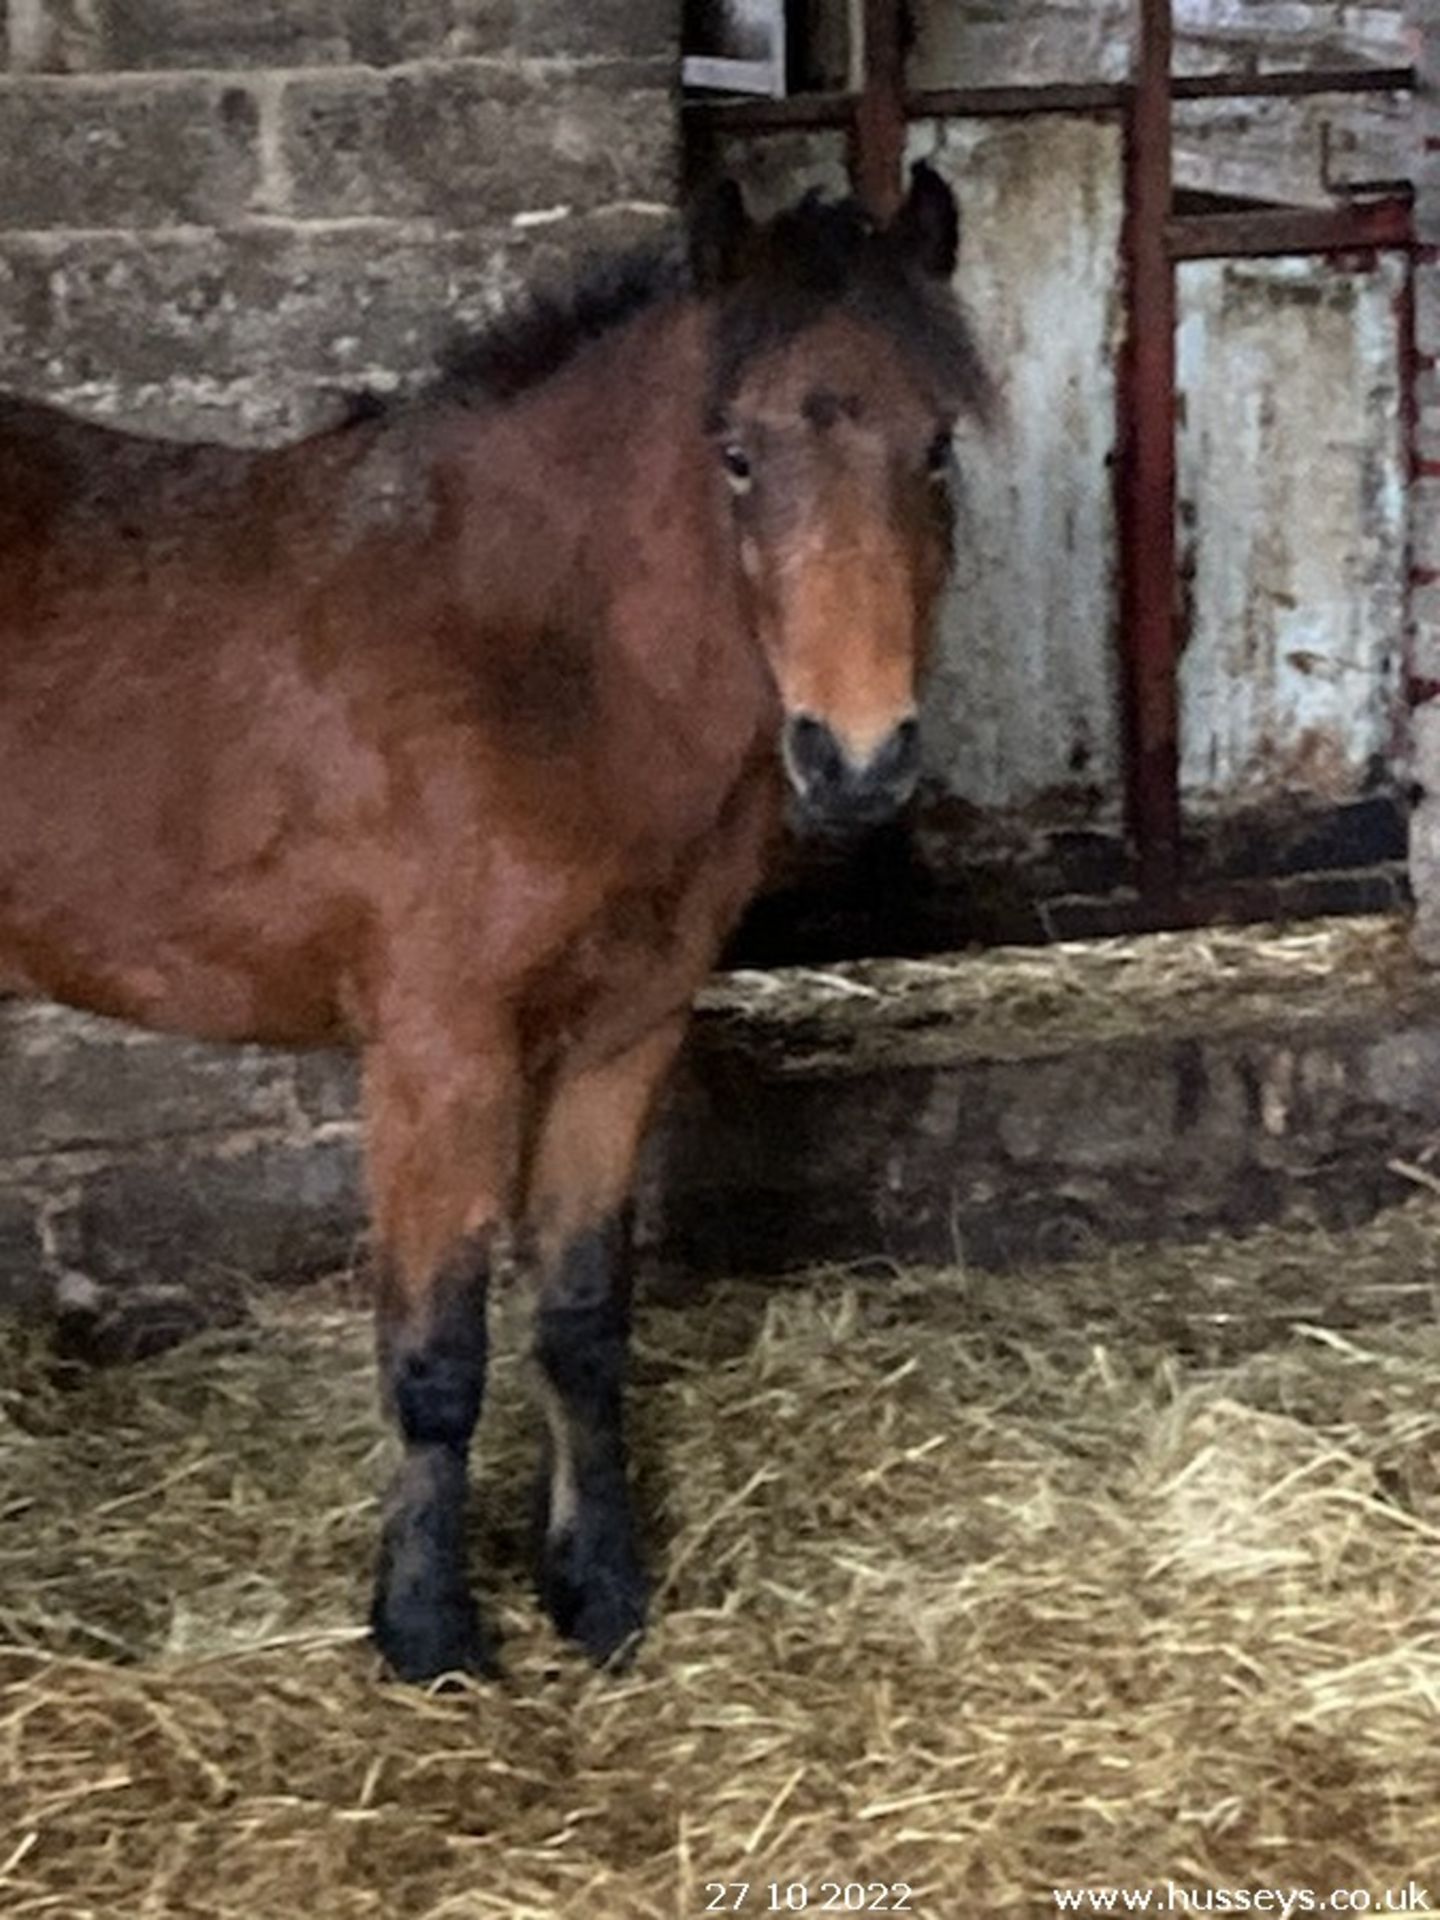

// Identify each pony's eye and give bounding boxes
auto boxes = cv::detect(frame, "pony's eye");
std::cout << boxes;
[721,444,753,493]
[926,429,954,480]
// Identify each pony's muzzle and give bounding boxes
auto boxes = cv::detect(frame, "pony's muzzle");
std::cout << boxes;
[782,713,922,830]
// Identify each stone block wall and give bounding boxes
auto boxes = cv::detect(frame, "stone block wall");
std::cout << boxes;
[0,0,679,442]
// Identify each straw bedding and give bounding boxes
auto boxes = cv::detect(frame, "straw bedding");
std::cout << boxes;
[3,1202,1440,1917]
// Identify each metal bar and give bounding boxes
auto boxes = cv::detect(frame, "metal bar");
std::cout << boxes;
[1167,197,1415,258]
[679,65,1415,139]
[913,67,1415,120]
[908,82,1130,120]
[683,85,1113,139]
[1172,63,1415,101]
[1118,0,1182,903]
[682,90,856,135]
[850,0,907,218]
[1397,256,1423,721]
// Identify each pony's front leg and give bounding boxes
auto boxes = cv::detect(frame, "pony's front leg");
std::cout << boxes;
[363,1025,522,1683]
[526,1016,688,1667]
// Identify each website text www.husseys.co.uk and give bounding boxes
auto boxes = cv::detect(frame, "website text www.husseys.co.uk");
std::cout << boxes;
[1050,1884,1431,1915]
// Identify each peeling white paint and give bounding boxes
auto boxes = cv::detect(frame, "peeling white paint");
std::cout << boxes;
[1177,255,1406,811]
[910,116,1127,813]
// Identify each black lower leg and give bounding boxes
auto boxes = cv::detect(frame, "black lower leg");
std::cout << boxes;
[372,1239,494,1682]
[534,1215,648,1666]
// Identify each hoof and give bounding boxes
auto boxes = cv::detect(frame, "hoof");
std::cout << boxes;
[373,1445,494,1684]
[371,1585,498,1685]
[538,1514,649,1668]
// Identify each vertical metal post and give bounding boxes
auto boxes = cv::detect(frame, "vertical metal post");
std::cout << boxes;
[851,0,907,219]
[1118,0,1182,901]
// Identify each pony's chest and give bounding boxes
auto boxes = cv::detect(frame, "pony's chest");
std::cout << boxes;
[521,772,779,1068]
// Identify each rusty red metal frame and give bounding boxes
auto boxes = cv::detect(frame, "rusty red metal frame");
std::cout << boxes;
[1168,197,1414,260]
[1396,257,1424,724]
[680,66,1416,139]
[1117,6,1416,898]
[1117,0,1182,902]
[850,0,907,219]
[1173,65,1415,102]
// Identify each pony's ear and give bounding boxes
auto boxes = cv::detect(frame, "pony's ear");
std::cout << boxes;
[892,160,960,281]
[687,176,755,290]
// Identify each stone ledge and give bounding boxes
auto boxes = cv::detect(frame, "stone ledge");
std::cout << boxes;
[2,918,1437,1326]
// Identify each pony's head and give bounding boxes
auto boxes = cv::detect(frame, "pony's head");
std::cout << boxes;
[691,162,989,833]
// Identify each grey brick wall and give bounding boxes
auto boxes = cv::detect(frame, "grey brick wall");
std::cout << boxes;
[0,1,679,441]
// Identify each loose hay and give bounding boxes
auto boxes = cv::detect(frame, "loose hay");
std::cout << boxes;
[4,1204,1440,1916]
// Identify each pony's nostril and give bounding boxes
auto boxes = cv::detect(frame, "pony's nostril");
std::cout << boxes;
[877,717,921,785]
[784,714,847,791]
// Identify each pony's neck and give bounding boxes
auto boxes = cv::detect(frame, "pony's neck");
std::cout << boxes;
[595,300,766,695]
[453,294,779,786]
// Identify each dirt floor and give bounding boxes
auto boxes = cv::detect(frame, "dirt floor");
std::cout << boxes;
[3,1198,1440,1917]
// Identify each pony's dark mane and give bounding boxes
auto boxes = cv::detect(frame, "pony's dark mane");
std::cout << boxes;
[380,187,989,418]
[431,240,686,407]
